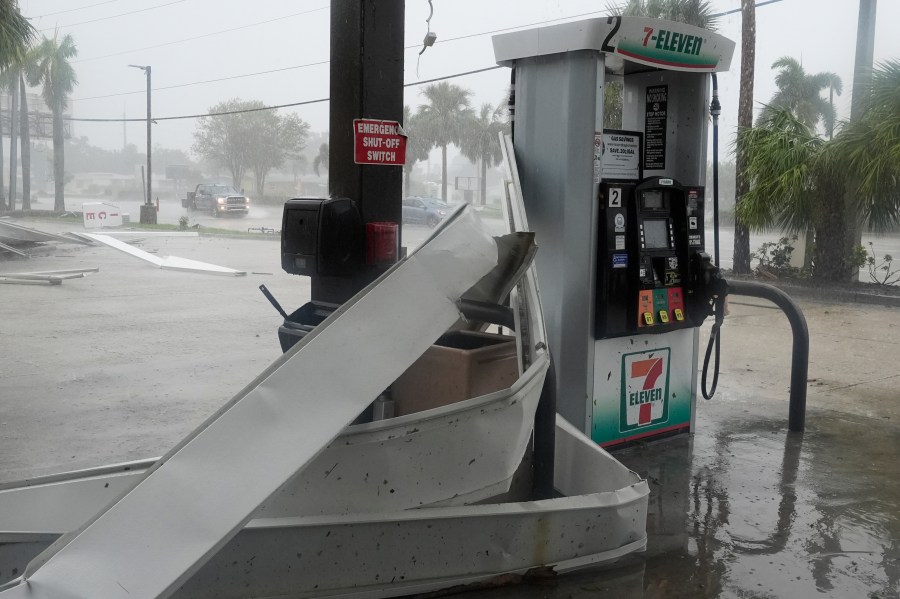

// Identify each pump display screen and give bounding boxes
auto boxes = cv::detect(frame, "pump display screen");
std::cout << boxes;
[642,190,665,210]
[643,219,669,249]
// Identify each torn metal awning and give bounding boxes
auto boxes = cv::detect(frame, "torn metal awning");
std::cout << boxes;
[0,206,519,599]
[84,233,247,276]
[0,221,93,245]
[0,268,99,286]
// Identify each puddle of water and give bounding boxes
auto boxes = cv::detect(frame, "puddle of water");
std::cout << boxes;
[456,400,900,598]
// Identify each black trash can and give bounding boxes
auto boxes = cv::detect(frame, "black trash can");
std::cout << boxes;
[277,301,339,353]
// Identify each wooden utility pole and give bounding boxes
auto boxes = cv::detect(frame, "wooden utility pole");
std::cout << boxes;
[732,0,756,274]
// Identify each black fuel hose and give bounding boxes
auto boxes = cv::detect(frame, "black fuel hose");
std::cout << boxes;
[701,295,726,399]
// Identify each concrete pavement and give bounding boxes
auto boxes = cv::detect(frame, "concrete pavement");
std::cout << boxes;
[0,218,897,598]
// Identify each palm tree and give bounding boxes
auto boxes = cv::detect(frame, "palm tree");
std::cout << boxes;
[312,143,329,177]
[0,69,13,209]
[823,73,843,140]
[606,0,718,29]
[0,0,35,71]
[19,70,30,209]
[416,82,473,203]
[0,0,34,209]
[737,62,900,281]
[460,103,506,206]
[401,105,429,197]
[603,0,717,140]
[756,57,842,269]
[759,57,839,132]
[27,33,77,212]
[830,60,900,233]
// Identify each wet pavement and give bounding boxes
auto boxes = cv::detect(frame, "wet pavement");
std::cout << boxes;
[1,219,898,598]
[460,401,900,599]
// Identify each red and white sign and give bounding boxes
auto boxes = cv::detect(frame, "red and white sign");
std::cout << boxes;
[353,119,407,166]
[82,202,123,229]
[623,349,670,428]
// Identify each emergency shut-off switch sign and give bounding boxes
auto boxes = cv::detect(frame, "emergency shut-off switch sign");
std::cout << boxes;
[353,118,407,165]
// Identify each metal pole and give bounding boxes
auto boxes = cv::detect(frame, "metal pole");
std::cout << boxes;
[726,280,809,432]
[323,0,404,304]
[146,65,151,206]
[710,73,721,267]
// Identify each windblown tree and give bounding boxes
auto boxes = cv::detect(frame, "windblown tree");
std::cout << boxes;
[246,112,309,197]
[757,57,842,269]
[460,103,506,206]
[759,57,841,132]
[18,69,31,209]
[830,60,900,234]
[27,33,77,212]
[0,0,35,209]
[602,1,718,129]
[193,99,309,196]
[605,0,718,28]
[416,82,473,203]
[312,143,329,177]
[401,105,430,196]
[737,61,900,281]
[0,0,34,71]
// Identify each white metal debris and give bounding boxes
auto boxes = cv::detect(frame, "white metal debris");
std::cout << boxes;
[84,233,246,276]
[0,269,98,286]
[1,206,505,599]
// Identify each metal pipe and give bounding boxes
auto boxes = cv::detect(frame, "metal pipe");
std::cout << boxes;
[508,64,516,142]
[726,280,808,432]
[532,358,556,499]
[710,73,721,267]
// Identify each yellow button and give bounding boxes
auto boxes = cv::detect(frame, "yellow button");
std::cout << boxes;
[658,310,670,324]
[643,312,654,325]
[674,308,684,321]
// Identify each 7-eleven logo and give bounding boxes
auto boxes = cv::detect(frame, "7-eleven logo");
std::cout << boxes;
[620,349,670,431]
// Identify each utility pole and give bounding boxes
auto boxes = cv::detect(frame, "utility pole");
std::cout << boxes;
[843,0,876,280]
[321,0,404,303]
[130,64,155,224]
[8,75,18,211]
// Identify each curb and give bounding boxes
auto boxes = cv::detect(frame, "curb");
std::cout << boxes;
[726,278,900,309]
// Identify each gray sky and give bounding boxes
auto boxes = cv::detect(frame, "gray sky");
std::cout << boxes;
[19,0,900,161]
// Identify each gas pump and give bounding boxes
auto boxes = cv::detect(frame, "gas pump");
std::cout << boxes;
[493,16,734,447]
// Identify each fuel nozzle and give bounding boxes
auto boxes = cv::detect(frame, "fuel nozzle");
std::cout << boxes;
[691,252,728,321]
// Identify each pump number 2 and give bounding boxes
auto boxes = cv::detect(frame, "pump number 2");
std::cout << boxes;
[609,187,622,208]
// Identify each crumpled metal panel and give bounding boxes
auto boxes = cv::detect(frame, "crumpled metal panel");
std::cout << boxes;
[171,416,646,599]
[0,417,648,599]
[0,221,91,245]
[1,207,509,599]
[84,233,247,276]
[0,363,547,535]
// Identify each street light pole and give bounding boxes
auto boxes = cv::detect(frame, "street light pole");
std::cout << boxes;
[129,64,156,224]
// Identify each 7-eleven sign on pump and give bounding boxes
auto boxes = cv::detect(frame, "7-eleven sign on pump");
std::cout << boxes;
[620,348,670,431]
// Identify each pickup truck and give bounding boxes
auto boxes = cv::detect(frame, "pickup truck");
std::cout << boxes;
[184,184,249,217]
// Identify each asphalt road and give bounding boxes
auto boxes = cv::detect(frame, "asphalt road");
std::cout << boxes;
[68,194,900,281]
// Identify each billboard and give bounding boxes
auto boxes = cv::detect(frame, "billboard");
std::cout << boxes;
[0,93,72,140]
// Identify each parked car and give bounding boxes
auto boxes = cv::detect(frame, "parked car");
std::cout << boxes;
[402,197,450,228]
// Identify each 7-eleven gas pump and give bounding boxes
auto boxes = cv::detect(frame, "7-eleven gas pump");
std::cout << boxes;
[493,17,734,447]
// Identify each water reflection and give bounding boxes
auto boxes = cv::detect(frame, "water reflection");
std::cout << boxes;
[453,403,900,598]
